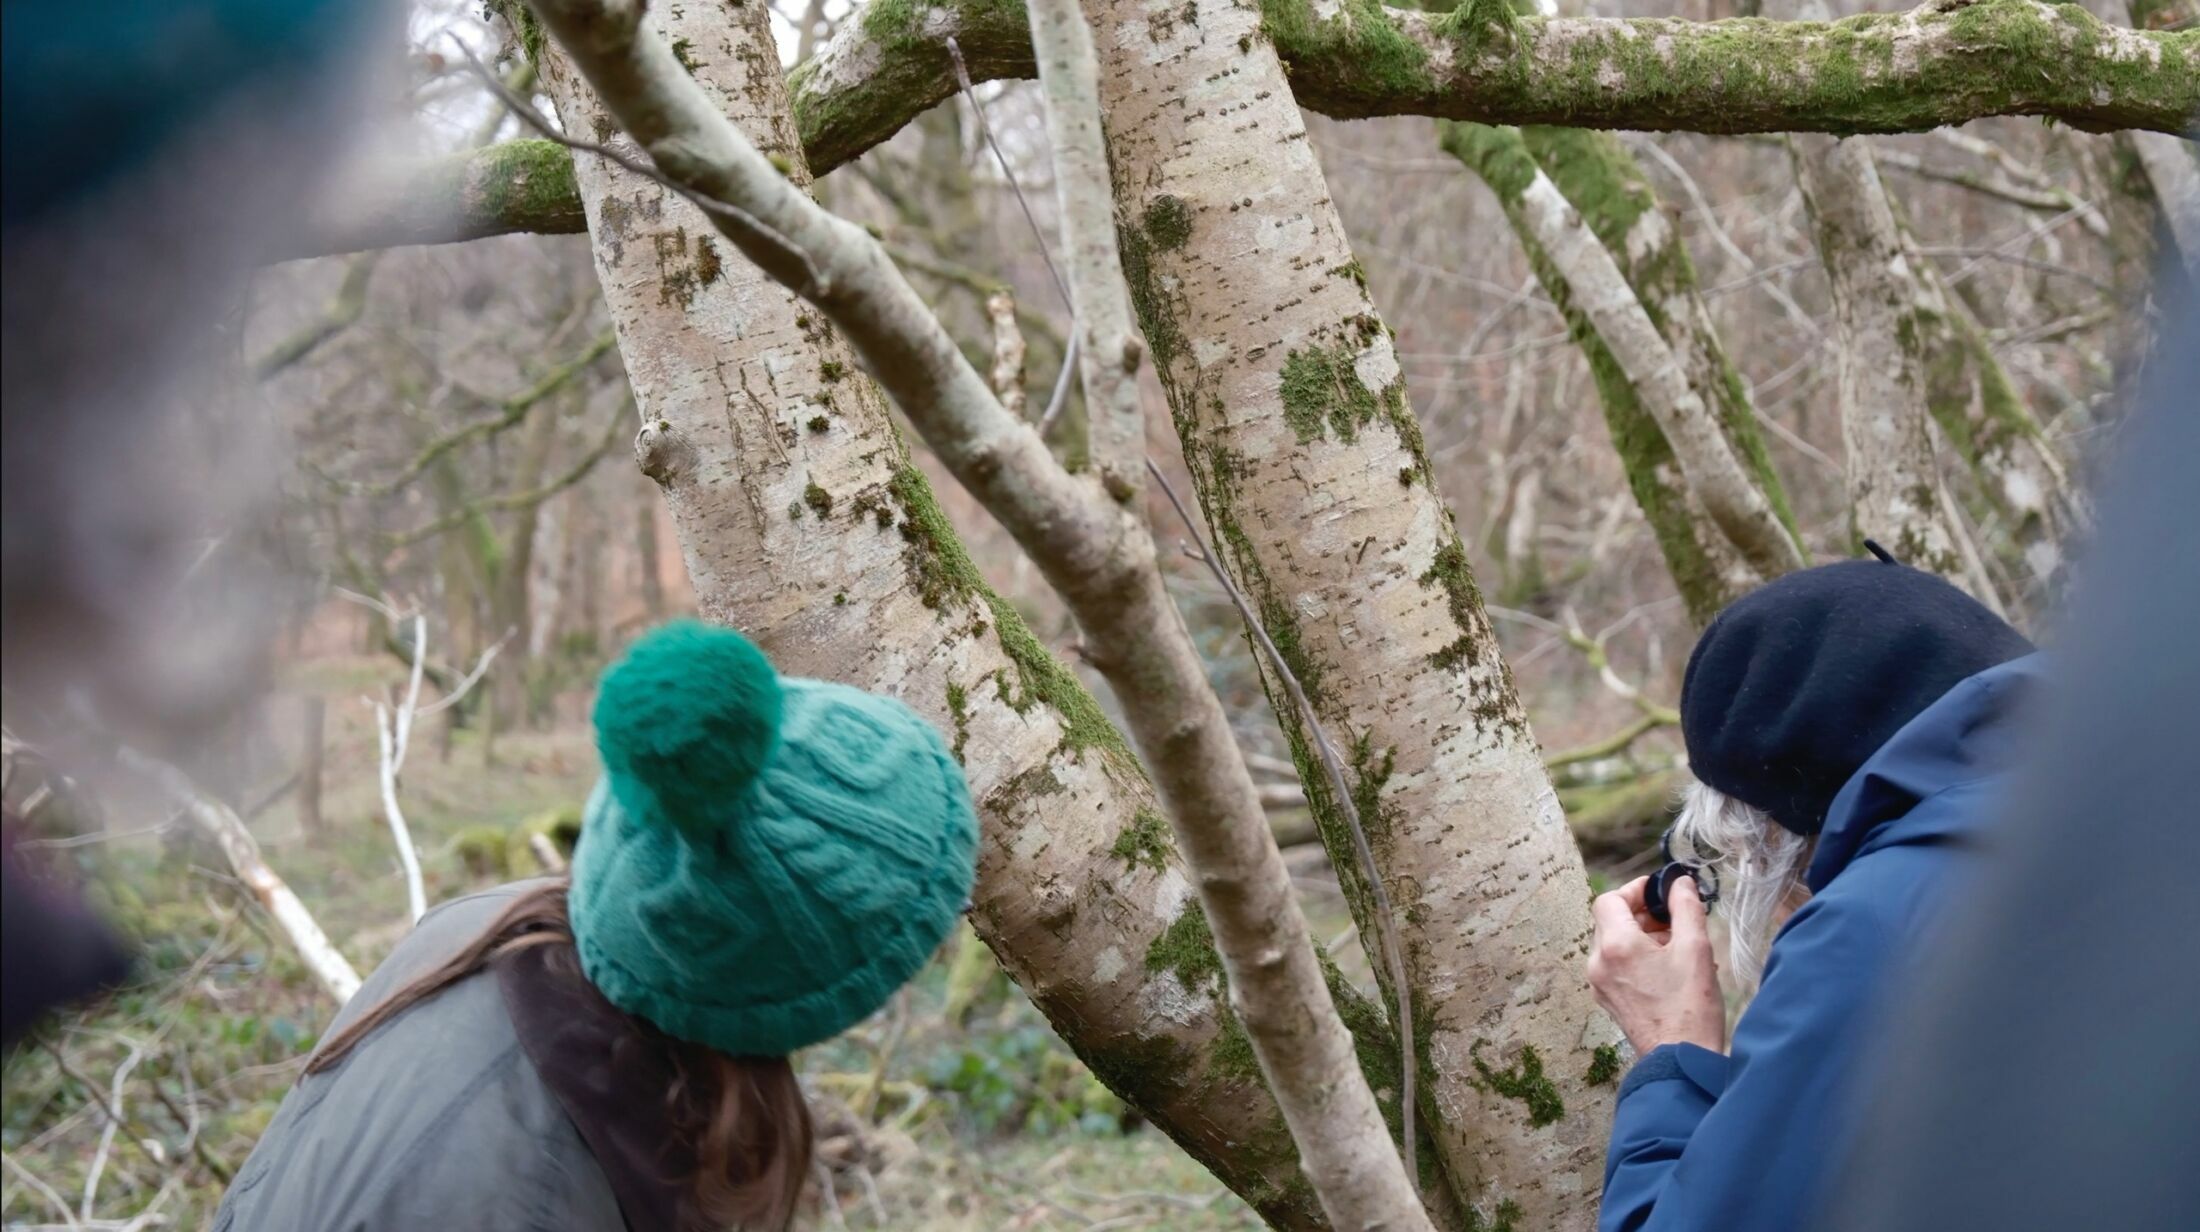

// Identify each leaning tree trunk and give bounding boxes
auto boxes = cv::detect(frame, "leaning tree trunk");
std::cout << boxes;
[1444,119,1805,624]
[1085,0,1618,1221]
[522,4,1374,1224]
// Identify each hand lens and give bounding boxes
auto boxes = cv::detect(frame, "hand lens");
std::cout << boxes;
[1643,826,1718,925]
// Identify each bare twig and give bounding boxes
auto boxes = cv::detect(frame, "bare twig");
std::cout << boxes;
[946,37,1070,310]
[415,627,516,718]
[374,613,430,923]
[2,1148,79,1230]
[78,1042,146,1220]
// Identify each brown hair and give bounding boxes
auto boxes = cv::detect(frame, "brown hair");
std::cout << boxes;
[309,880,812,1230]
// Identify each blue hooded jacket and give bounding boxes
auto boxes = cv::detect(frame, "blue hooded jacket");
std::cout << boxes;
[1599,653,2042,1232]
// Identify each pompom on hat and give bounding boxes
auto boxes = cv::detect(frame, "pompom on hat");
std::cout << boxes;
[570,621,978,1056]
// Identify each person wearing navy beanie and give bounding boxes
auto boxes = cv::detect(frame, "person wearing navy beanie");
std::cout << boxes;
[1585,549,2038,1232]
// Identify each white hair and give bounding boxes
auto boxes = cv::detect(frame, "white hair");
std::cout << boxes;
[1669,781,1811,994]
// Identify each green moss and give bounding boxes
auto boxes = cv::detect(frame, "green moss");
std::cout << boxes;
[1419,538,1491,672]
[819,359,848,383]
[806,414,830,433]
[945,680,971,762]
[1258,0,1437,102]
[1207,1009,1262,1084]
[1109,807,1172,873]
[803,481,834,516]
[1585,1043,1622,1086]
[694,236,723,286]
[1470,1040,1565,1127]
[1142,194,1195,251]
[670,36,700,71]
[1464,1198,1525,1232]
[468,140,585,235]
[984,592,1137,765]
[1145,899,1225,991]
[1329,258,1369,290]
[1117,221,1187,375]
[1278,338,1394,444]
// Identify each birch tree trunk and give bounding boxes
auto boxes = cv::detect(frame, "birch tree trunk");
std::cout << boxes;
[1767,0,2054,609]
[1445,121,1804,623]
[1086,0,1617,1220]
[521,4,1372,1223]
[1789,129,2002,600]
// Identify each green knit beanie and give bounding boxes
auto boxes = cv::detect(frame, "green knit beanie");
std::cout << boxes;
[569,621,978,1057]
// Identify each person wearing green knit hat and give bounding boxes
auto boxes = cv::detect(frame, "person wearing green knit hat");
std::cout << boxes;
[214,621,979,1232]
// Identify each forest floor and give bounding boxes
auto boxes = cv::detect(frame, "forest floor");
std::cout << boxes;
[5,654,1398,1230]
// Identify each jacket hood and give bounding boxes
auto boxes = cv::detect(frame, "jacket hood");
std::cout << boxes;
[1806,653,2044,893]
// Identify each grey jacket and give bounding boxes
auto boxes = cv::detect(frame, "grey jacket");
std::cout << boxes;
[214,884,630,1232]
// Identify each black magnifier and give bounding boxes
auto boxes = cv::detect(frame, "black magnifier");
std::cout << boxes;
[1643,826,1719,925]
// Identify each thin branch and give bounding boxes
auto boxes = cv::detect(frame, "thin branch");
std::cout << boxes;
[1021,9,1142,490]
[415,628,516,718]
[372,614,430,923]
[945,37,1070,311]
[322,329,616,499]
[253,252,382,378]
[1150,459,1421,1186]
[2,1148,79,1230]
[1873,145,2108,235]
[381,394,628,548]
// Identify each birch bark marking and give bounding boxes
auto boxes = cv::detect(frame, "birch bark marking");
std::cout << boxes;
[525,8,1330,1223]
[1085,0,1615,1219]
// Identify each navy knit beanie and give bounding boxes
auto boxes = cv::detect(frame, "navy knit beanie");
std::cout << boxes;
[1680,555,2032,835]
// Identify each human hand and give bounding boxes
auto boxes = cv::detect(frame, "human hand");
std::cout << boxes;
[1587,874,1726,1055]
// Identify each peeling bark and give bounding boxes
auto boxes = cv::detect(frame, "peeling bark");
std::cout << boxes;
[525,3,1339,1222]
[1446,122,1804,622]
[1084,0,1617,1221]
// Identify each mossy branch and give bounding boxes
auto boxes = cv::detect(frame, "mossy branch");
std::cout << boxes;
[297,0,2195,257]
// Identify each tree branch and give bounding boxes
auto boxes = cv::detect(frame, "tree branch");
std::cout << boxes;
[522,0,1432,1221]
[297,0,2197,255]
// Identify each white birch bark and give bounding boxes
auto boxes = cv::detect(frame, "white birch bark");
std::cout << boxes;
[1083,0,1618,1220]
[1789,130,2001,600]
[526,0,1433,1222]
[522,2,1358,1222]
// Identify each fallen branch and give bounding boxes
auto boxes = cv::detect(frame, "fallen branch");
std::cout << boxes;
[114,750,361,1003]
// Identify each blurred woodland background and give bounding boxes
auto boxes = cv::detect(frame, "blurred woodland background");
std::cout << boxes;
[4,0,2192,1227]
